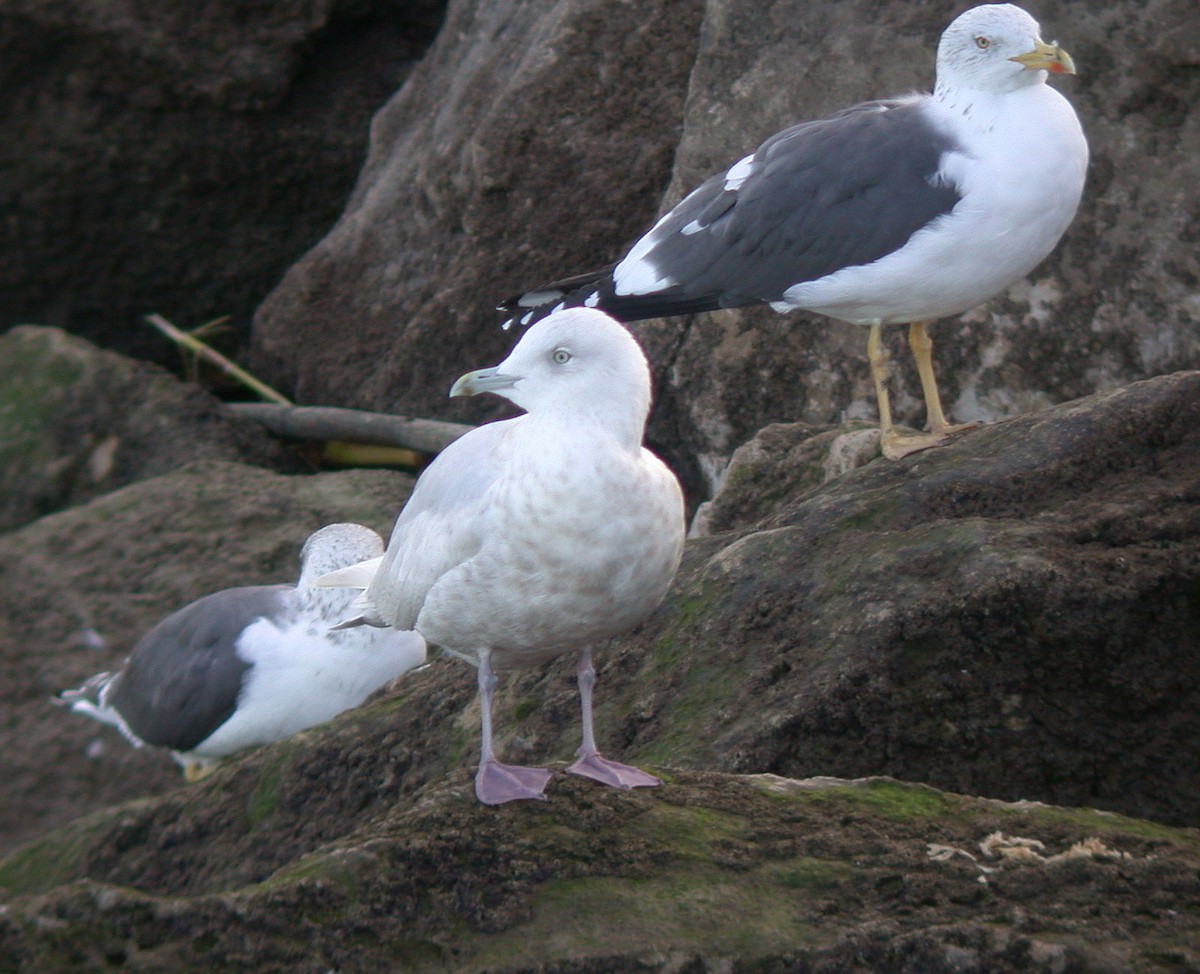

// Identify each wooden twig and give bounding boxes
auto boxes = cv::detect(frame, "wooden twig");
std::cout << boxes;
[228,403,473,456]
[146,313,472,459]
[145,313,291,405]
[320,442,423,469]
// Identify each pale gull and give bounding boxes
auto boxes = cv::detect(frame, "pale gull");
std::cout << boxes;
[326,308,686,804]
[58,523,427,780]
[500,4,1088,459]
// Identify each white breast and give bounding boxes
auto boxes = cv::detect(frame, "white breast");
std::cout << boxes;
[782,85,1088,325]
[415,428,685,669]
[191,613,425,759]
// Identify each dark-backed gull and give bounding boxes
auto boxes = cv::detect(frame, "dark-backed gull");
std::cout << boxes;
[501,4,1088,459]
[59,523,426,780]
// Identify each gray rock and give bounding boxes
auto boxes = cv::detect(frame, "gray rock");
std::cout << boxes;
[0,460,414,857]
[4,371,1196,869]
[248,0,1199,503]
[0,771,1196,973]
[624,371,1200,828]
[0,0,444,361]
[249,0,703,420]
[0,325,300,532]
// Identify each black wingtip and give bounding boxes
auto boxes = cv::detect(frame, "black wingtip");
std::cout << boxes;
[496,265,621,329]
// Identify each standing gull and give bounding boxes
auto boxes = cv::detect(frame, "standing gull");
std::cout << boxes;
[58,523,427,780]
[501,3,1088,459]
[326,308,685,804]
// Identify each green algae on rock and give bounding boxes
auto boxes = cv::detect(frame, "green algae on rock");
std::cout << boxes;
[1,772,1196,973]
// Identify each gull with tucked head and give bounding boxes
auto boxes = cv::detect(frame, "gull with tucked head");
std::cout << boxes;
[58,523,427,780]
[326,308,686,804]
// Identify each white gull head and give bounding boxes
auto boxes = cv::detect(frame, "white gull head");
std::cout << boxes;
[935,4,1076,97]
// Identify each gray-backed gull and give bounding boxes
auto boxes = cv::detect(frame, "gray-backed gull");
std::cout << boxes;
[322,309,685,804]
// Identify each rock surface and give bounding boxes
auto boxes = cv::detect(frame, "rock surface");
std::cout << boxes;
[0,460,414,856]
[1,771,1196,973]
[648,371,1200,830]
[2,370,1196,967]
[246,0,1199,500]
[0,0,445,363]
[0,326,301,532]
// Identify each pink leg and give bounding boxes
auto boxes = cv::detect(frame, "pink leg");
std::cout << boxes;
[475,650,552,805]
[566,648,660,790]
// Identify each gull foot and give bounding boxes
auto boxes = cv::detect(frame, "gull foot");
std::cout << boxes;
[881,422,978,460]
[933,420,981,436]
[567,753,661,790]
[182,760,219,783]
[475,760,553,805]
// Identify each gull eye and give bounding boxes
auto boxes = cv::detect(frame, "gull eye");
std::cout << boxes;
[552,348,571,365]
[974,35,990,49]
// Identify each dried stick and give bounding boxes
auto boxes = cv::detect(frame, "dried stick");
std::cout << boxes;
[228,403,472,456]
[145,313,291,405]
[147,313,473,458]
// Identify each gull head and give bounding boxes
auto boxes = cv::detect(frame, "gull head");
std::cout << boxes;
[296,523,385,588]
[936,4,1076,96]
[450,308,654,432]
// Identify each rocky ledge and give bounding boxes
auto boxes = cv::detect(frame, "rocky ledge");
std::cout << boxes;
[1,770,1196,973]
[1,363,1196,972]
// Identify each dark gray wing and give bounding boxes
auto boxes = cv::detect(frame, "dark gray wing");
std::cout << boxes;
[502,99,962,326]
[108,585,292,751]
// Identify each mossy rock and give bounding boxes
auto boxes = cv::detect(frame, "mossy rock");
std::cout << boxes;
[0,771,1196,973]
[0,326,300,533]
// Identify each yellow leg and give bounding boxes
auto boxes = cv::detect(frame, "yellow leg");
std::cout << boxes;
[866,324,896,440]
[908,321,948,432]
[183,759,219,783]
[869,322,976,460]
[908,321,978,438]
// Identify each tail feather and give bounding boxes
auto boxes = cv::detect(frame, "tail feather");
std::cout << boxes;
[315,556,383,591]
[499,267,614,312]
[500,266,726,330]
[55,672,146,749]
[55,670,115,711]
[499,267,613,329]
[329,590,391,631]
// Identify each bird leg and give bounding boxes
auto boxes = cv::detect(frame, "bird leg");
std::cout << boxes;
[566,648,660,790]
[868,323,970,460]
[907,321,977,439]
[867,323,898,440]
[475,650,552,804]
[182,760,219,784]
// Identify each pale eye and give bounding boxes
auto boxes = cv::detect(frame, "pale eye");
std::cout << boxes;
[552,348,571,365]
[974,35,990,49]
